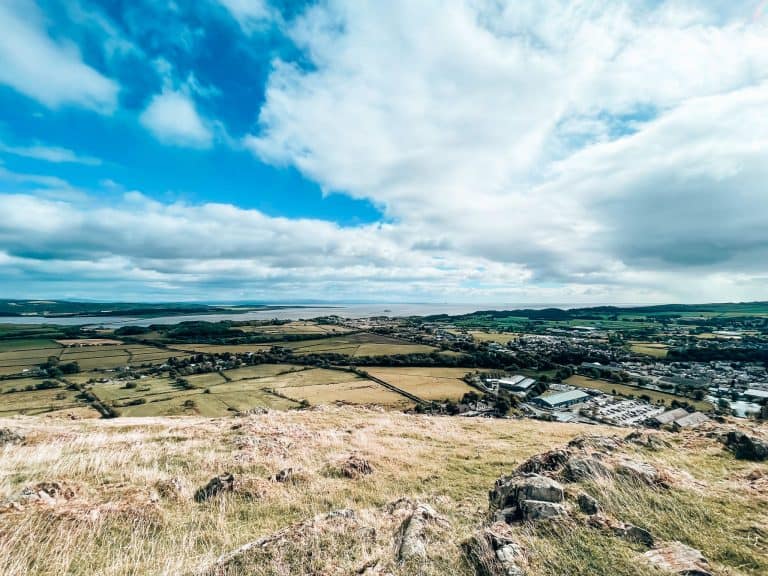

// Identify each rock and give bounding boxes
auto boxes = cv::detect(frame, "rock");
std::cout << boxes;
[520,499,566,521]
[643,542,712,575]
[19,481,75,505]
[463,524,526,576]
[723,431,768,461]
[490,474,564,523]
[615,459,663,486]
[514,449,570,475]
[0,427,24,445]
[340,454,374,479]
[620,524,654,547]
[563,456,611,482]
[577,493,599,515]
[625,430,671,451]
[568,435,622,453]
[194,473,235,502]
[397,503,449,561]
[155,477,185,500]
[270,467,297,483]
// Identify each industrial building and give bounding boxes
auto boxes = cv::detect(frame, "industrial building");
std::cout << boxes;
[532,389,590,409]
[487,375,537,393]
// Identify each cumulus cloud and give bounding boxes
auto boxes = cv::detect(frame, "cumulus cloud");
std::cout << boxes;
[139,90,213,148]
[0,0,118,112]
[241,0,768,299]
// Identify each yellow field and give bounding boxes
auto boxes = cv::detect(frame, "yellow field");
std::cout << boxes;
[276,379,411,407]
[366,367,475,401]
[628,341,669,358]
[0,388,84,416]
[238,321,353,335]
[469,331,519,343]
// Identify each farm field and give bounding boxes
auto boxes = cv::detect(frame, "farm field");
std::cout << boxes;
[221,364,304,381]
[238,321,354,335]
[628,341,669,358]
[469,331,518,343]
[167,343,272,354]
[0,387,84,416]
[280,333,436,357]
[365,367,476,401]
[564,375,712,411]
[276,378,410,407]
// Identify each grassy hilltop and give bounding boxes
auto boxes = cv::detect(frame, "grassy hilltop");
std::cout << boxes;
[1,407,767,576]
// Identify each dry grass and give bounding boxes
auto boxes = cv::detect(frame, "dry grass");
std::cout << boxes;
[0,408,606,576]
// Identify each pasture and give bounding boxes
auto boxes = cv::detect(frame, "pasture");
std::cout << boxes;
[628,341,669,358]
[365,367,475,401]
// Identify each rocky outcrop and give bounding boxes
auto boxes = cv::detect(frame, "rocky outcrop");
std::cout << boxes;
[397,502,449,561]
[577,492,599,515]
[568,434,623,453]
[514,449,570,475]
[0,427,24,445]
[624,430,671,451]
[340,454,374,479]
[723,431,768,461]
[643,542,712,575]
[615,458,665,486]
[463,523,527,576]
[588,515,655,547]
[563,456,611,482]
[490,474,565,523]
[194,473,235,502]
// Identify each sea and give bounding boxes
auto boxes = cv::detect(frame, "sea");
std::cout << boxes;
[0,302,615,327]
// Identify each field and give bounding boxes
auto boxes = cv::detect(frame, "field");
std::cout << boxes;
[564,375,712,411]
[469,331,519,343]
[628,341,669,358]
[167,343,273,354]
[279,333,435,357]
[238,321,354,335]
[0,340,62,375]
[56,344,186,371]
[365,367,476,401]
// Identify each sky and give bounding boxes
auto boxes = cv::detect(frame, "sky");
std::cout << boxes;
[0,0,767,304]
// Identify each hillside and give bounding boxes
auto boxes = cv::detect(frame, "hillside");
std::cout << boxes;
[1,408,766,575]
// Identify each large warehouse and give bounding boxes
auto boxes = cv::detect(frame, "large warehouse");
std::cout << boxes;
[533,390,590,409]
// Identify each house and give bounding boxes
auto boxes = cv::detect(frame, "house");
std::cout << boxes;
[532,390,590,410]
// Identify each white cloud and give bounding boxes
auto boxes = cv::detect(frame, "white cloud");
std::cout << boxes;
[217,0,275,30]
[241,0,768,300]
[0,142,101,165]
[139,90,213,148]
[0,0,118,112]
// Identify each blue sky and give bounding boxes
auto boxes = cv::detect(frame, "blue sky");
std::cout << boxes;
[1,1,767,303]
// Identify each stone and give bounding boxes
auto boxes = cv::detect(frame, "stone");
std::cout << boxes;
[194,473,235,502]
[463,524,526,576]
[643,542,712,576]
[563,457,611,482]
[615,459,662,486]
[0,427,24,445]
[620,524,654,547]
[397,503,449,561]
[568,435,622,452]
[19,481,75,505]
[490,474,564,522]
[155,477,184,500]
[577,493,599,515]
[340,455,374,479]
[514,449,570,475]
[520,499,566,521]
[624,430,671,451]
[723,431,768,461]
[271,467,297,483]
